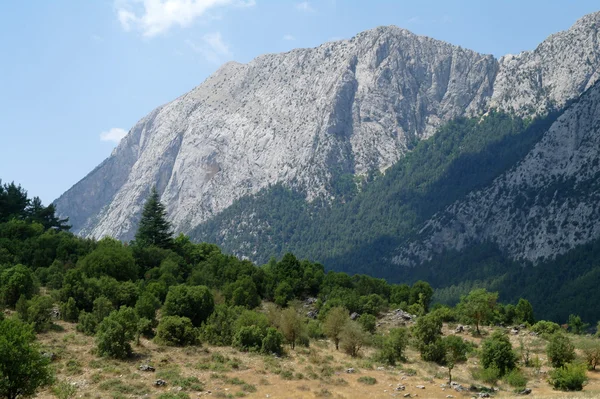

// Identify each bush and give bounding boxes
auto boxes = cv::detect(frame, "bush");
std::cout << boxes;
[503,368,528,389]
[261,327,284,355]
[61,297,79,322]
[162,285,214,327]
[480,330,516,376]
[134,293,160,323]
[233,325,264,352]
[323,306,348,350]
[0,264,37,307]
[307,319,324,339]
[79,237,138,281]
[580,339,600,370]
[376,327,408,365]
[546,333,575,368]
[357,314,377,334]
[472,365,500,385]
[340,321,367,357]
[201,304,243,346]
[549,363,587,391]
[95,306,138,359]
[531,320,561,335]
[357,376,376,385]
[156,316,198,346]
[21,295,54,332]
[412,313,444,362]
[421,339,447,364]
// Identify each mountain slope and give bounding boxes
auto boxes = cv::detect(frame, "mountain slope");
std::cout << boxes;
[56,12,600,243]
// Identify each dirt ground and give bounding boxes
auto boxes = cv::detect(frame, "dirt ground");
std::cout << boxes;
[33,321,600,399]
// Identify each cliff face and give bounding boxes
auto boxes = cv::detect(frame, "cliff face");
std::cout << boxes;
[55,12,600,255]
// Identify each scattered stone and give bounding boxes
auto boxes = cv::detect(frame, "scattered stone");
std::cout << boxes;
[478,393,490,398]
[350,312,360,320]
[154,379,167,387]
[455,325,464,333]
[377,366,385,370]
[403,394,411,398]
[139,364,155,372]
[519,388,532,395]
[415,385,425,389]
[510,328,520,335]
[446,396,454,398]
[41,352,57,361]
[396,385,405,391]
[306,310,318,319]
[345,368,355,374]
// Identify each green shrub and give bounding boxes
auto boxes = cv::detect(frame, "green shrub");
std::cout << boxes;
[201,304,243,346]
[549,363,587,391]
[95,306,138,359]
[580,339,600,370]
[0,264,37,307]
[156,316,198,346]
[472,366,500,385]
[531,320,561,335]
[357,314,377,334]
[546,333,575,368]
[357,376,376,385]
[261,327,284,355]
[61,297,79,322]
[340,321,367,357]
[21,295,54,332]
[162,285,214,327]
[375,327,408,365]
[307,319,324,339]
[480,330,516,376]
[76,311,97,335]
[233,325,264,352]
[412,312,444,362]
[503,368,528,389]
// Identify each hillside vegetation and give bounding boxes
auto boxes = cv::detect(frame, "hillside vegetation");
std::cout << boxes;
[2,181,600,398]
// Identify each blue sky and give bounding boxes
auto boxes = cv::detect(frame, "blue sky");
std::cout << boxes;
[1,0,598,204]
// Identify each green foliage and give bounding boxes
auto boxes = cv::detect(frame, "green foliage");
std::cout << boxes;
[135,292,160,324]
[162,285,214,327]
[261,327,284,355]
[156,316,198,346]
[233,325,264,352]
[19,295,54,332]
[0,318,53,399]
[279,307,306,349]
[457,288,498,334]
[357,314,377,334]
[323,306,348,350]
[60,297,79,322]
[480,330,517,376]
[340,320,367,357]
[515,298,535,325]
[546,333,575,368]
[412,312,444,363]
[579,338,600,370]
[549,363,588,391]
[531,320,561,335]
[503,368,528,389]
[134,187,173,249]
[95,306,138,359]
[274,281,294,307]
[201,304,243,346]
[567,314,588,335]
[52,381,77,399]
[0,264,37,307]
[79,238,137,281]
[376,328,408,366]
[357,376,376,385]
[224,276,261,309]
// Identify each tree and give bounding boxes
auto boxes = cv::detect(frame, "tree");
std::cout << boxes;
[444,335,470,384]
[377,328,409,365]
[515,298,535,325]
[567,314,587,335]
[547,333,575,368]
[0,318,53,399]
[340,320,367,357]
[134,293,160,325]
[409,281,434,311]
[279,307,305,349]
[155,316,198,346]
[412,313,445,362]
[95,307,138,359]
[162,285,214,327]
[261,327,284,355]
[79,238,137,281]
[323,306,348,350]
[481,330,517,376]
[134,187,173,249]
[549,363,588,391]
[458,288,498,335]
[0,264,37,307]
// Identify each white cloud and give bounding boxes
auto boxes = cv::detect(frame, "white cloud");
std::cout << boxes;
[295,1,315,12]
[91,34,104,42]
[407,16,421,24]
[100,128,128,143]
[186,31,232,64]
[115,0,255,37]
[282,34,295,41]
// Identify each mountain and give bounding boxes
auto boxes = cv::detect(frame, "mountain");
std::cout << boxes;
[55,12,600,311]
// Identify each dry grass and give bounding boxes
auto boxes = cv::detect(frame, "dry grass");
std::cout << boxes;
[33,321,600,398]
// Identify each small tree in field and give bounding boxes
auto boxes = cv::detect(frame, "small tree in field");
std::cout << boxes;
[323,306,348,350]
[458,288,498,335]
[96,307,138,359]
[340,320,367,357]
[547,333,575,368]
[0,318,53,399]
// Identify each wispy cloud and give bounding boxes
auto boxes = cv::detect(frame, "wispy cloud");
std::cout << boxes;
[407,16,421,24]
[295,1,315,13]
[186,32,233,64]
[115,0,255,37]
[100,128,128,143]
[282,34,295,41]
[91,34,104,43]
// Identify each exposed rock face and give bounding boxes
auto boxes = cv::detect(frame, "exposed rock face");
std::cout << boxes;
[55,12,600,245]
[393,81,600,266]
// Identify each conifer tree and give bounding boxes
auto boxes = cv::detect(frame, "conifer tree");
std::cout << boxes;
[134,187,173,248]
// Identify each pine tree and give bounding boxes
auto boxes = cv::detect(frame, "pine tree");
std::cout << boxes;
[134,187,173,248]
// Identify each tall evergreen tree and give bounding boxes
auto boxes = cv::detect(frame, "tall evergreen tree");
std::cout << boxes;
[134,187,173,248]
